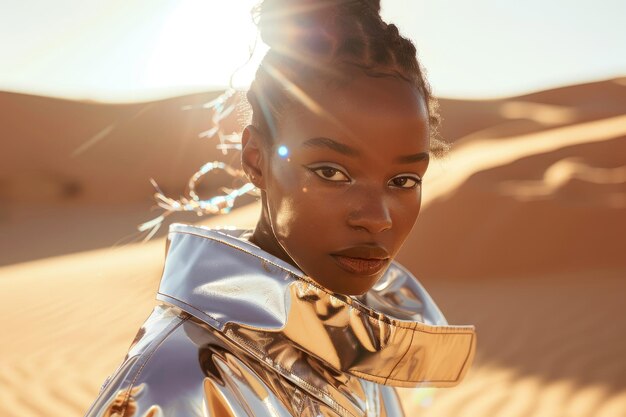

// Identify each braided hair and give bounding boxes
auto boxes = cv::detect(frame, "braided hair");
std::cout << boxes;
[246,0,448,157]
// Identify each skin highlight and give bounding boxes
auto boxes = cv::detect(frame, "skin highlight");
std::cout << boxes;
[242,72,430,295]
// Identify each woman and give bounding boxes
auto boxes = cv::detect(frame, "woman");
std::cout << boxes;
[83,1,476,416]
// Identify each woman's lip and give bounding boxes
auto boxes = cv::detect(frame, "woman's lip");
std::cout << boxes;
[331,255,389,276]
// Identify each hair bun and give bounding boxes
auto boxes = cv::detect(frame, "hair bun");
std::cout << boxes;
[254,0,382,53]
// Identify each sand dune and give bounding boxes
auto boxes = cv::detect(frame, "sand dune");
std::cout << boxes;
[0,90,240,204]
[1,78,625,417]
[398,116,626,279]
[438,78,626,145]
[0,90,254,265]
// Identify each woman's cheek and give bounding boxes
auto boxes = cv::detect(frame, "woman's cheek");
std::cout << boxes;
[268,167,313,241]
[271,196,297,241]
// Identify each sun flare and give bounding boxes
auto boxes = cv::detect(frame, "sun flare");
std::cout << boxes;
[139,0,268,93]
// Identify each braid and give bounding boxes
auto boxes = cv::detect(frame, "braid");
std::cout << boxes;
[247,0,448,157]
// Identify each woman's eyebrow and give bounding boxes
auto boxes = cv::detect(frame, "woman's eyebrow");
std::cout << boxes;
[302,136,429,164]
[395,152,430,164]
[303,137,360,156]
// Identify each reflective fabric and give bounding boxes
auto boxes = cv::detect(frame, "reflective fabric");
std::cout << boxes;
[83,223,476,417]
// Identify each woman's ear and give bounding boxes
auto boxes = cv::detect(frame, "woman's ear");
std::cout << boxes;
[241,125,267,190]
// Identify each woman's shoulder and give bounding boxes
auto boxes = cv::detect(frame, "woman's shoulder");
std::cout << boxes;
[83,303,193,416]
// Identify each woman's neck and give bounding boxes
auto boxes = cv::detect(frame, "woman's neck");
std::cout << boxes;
[248,206,300,271]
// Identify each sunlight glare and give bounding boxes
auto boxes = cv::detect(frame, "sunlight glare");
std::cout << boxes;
[140,0,268,93]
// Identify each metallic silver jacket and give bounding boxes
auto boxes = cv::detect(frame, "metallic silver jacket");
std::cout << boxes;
[83,223,476,417]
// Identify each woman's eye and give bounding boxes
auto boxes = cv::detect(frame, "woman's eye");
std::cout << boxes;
[389,176,421,189]
[312,167,351,182]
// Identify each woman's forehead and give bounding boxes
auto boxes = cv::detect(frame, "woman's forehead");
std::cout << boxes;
[277,74,429,151]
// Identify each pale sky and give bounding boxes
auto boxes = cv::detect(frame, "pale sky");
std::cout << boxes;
[1,0,625,102]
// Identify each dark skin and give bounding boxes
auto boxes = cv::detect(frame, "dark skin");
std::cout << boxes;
[241,71,430,295]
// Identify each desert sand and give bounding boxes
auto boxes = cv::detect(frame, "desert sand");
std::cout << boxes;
[0,78,625,416]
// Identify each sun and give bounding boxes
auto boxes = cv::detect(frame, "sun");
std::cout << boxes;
[139,0,268,95]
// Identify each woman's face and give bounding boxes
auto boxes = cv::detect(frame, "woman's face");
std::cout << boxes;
[245,73,430,295]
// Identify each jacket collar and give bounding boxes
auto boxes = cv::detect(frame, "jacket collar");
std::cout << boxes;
[157,223,476,391]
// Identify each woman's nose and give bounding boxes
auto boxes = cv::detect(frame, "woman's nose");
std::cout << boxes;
[347,197,392,234]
